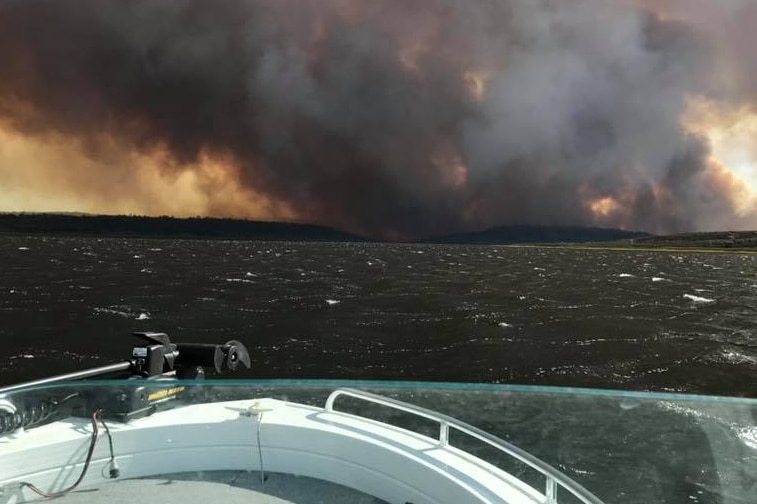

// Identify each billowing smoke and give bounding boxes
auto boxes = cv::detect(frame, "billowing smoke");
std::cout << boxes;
[0,0,755,238]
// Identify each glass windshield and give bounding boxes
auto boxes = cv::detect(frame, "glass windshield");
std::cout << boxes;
[1,380,755,504]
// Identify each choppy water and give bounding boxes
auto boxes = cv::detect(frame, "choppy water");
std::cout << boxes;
[2,235,757,396]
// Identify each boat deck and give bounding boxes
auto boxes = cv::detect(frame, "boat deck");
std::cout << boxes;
[55,470,387,504]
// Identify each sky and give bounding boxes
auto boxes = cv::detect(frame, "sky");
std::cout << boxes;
[1,0,756,239]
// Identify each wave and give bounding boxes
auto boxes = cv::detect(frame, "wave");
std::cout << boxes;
[736,427,757,450]
[9,353,35,359]
[224,278,256,284]
[94,306,151,320]
[94,307,132,318]
[683,294,715,304]
[719,350,757,366]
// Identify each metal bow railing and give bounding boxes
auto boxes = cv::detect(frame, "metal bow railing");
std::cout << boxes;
[325,388,605,504]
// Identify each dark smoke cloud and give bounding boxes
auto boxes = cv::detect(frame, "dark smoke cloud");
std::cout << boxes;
[0,0,751,238]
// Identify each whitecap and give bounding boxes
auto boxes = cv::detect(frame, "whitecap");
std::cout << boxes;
[94,307,132,318]
[325,299,341,306]
[245,272,258,277]
[736,427,757,450]
[619,400,640,410]
[17,247,29,251]
[498,322,513,328]
[618,273,634,278]
[652,277,667,282]
[225,278,256,284]
[720,350,757,365]
[683,294,715,303]
[136,313,150,320]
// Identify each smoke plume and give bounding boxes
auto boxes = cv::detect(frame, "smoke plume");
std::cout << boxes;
[0,0,756,238]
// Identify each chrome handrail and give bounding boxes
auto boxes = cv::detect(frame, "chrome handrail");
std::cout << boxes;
[325,388,605,504]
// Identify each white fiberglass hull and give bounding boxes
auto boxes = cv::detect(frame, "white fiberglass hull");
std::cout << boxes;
[0,395,553,504]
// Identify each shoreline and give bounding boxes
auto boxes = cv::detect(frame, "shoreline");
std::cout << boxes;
[510,244,757,255]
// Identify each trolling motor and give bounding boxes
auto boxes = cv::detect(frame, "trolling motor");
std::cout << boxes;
[129,331,251,379]
[0,332,252,430]
[93,332,252,421]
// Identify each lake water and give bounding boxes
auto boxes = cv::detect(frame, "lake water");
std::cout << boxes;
[1,235,756,396]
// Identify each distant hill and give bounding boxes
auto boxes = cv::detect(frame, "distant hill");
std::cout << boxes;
[424,225,650,245]
[631,231,757,249]
[0,213,368,242]
[14,213,752,248]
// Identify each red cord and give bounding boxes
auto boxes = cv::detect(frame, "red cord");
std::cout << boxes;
[20,410,102,498]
